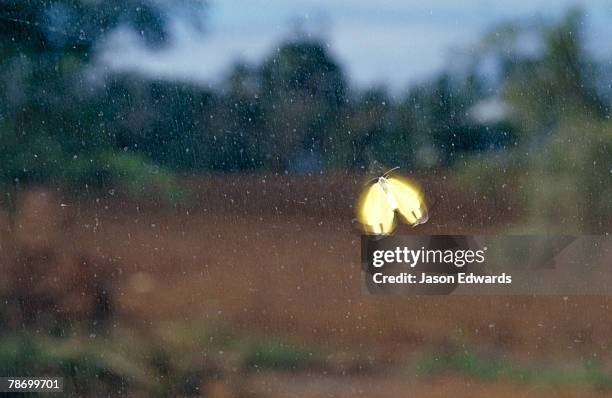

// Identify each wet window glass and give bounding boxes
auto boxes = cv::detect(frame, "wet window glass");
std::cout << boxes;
[0,1,611,396]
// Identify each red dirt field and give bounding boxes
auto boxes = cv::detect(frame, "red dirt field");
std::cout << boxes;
[5,173,612,396]
[40,174,607,355]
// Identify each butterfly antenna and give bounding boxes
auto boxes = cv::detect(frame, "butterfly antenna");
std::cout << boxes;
[357,166,402,186]
[382,166,400,177]
[363,176,379,186]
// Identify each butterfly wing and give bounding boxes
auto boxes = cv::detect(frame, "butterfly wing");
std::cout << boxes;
[385,176,428,226]
[357,182,396,234]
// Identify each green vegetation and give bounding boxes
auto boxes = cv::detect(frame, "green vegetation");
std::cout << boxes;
[0,2,511,184]
[244,340,317,371]
[415,349,612,389]
[0,332,167,396]
[0,4,609,227]
[4,327,612,395]
[0,323,325,395]
[454,10,612,232]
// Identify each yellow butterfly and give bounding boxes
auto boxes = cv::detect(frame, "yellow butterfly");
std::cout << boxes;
[356,167,428,235]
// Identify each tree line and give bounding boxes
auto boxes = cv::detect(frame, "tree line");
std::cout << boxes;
[0,2,609,219]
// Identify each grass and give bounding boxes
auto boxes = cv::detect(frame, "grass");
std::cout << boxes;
[244,340,317,371]
[102,151,191,206]
[0,332,145,395]
[2,321,612,396]
[0,329,209,396]
[415,349,612,389]
[150,321,322,372]
[151,321,322,372]
[0,322,326,396]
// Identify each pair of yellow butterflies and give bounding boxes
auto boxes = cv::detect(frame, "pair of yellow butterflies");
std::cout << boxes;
[356,167,428,235]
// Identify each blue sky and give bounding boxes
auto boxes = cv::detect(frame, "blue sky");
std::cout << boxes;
[101,0,612,92]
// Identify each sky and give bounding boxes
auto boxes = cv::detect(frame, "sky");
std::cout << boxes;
[100,0,612,93]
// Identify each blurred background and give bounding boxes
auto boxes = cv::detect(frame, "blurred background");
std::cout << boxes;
[0,0,611,396]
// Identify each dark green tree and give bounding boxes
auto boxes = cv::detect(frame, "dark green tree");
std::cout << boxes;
[0,1,205,198]
[259,39,347,170]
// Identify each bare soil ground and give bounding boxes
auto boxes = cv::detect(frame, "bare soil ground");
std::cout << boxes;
[8,173,612,396]
[245,373,610,398]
